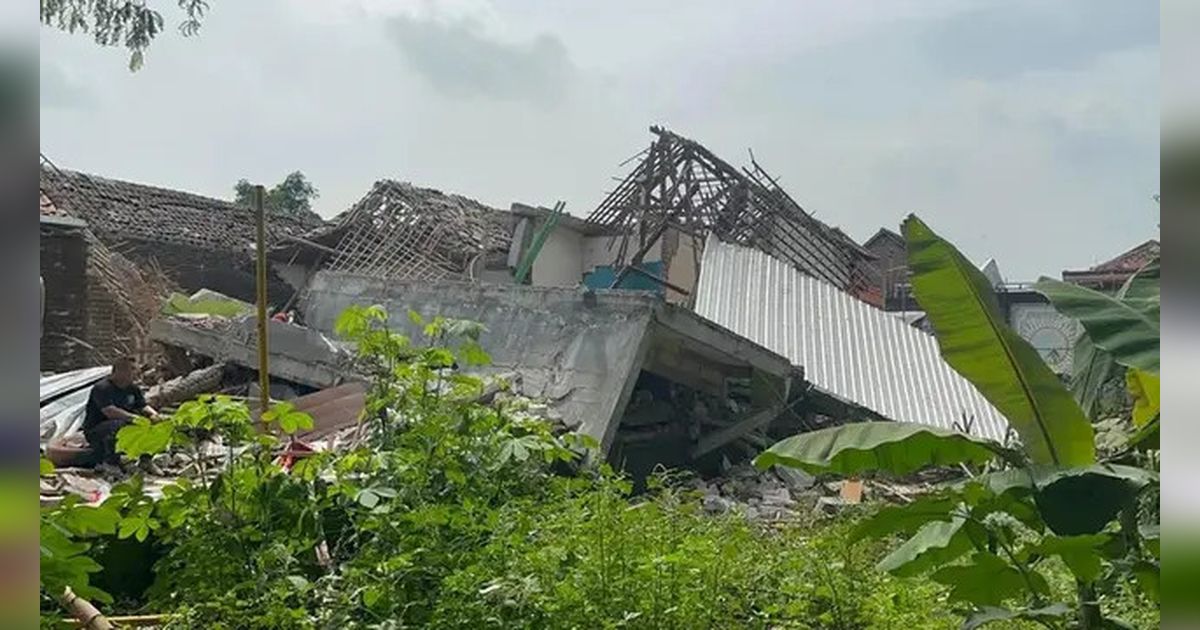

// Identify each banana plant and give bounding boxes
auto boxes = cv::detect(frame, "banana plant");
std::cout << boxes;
[1034,261,1160,448]
[755,215,1159,629]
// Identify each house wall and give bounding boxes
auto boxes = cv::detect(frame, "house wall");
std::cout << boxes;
[864,237,908,303]
[663,228,700,304]
[582,231,663,275]
[530,225,584,288]
[40,222,91,371]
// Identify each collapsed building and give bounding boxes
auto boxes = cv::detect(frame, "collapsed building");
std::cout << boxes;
[42,126,1025,482]
[146,127,1011,476]
[583,126,879,304]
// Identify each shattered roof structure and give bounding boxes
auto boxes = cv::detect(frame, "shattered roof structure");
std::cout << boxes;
[862,227,905,250]
[1062,239,1160,289]
[39,160,325,254]
[695,236,1010,443]
[586,126,876,294]
[285,180,515,282]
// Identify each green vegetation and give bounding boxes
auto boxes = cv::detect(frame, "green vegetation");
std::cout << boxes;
[758,215,1160,629]
[39,215,1159,628]
[40,0,211,71]
[234,172,322,223]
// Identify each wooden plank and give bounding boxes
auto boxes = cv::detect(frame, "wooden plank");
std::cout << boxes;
[690,404,784,459]
[627,264,690,296]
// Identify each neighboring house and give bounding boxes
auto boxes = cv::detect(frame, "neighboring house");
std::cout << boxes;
[866,236,1082,374]
[861,228,908,310]
[40,162,325,306]
[1062,239,1160,291]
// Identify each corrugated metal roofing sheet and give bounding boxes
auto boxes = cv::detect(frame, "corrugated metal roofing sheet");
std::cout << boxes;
[40,366,110,404]
[40,366,111,445]
[695,237,1010,442]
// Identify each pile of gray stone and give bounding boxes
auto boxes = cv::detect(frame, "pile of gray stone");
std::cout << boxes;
[687,462,820,522]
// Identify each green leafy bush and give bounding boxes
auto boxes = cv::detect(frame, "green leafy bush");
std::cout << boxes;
[40,298,1158,629]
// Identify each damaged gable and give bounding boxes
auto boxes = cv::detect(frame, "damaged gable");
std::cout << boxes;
[286,179,516,283]
[585,126,878,301]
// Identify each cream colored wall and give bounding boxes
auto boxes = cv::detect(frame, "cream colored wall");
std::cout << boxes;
[531,225,584,287]
[582,230,664,275]
[665,230,700,304]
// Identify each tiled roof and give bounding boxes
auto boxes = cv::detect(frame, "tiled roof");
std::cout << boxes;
[40,165,326,255]
[1090,240,1160,272]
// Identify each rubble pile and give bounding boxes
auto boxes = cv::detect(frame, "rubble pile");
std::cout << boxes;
[688,462,947,523]
[688,463,818,521]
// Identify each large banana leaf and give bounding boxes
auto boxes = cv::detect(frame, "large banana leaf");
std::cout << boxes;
[753,422,1007,476]
[1033,277,1159,374]
[1070,335,1113,421]
[1066,259,1159,418]
[903,216,1095,466]
[965,464,1157,536]
[1126,368,1161,428]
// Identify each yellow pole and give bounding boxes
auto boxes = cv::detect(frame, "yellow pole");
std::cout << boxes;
[254,185,270,416]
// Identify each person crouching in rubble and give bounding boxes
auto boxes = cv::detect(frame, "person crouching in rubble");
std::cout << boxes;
[83,356,160,468]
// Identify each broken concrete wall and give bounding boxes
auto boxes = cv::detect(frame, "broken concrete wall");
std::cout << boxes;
[149,316,355,389]
[302,271,655,446]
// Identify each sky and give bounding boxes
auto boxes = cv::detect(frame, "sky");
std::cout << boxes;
[40,0,1159,280]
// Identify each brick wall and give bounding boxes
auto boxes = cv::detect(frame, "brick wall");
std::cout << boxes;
[40,222,92,371]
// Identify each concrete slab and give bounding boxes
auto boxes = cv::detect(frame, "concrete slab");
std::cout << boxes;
[301,271,800,454]
[148,316,356,389]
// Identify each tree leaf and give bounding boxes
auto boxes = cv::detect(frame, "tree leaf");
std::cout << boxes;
[1070,334,1115,421]
[356,489,380,509]
[1140,523,1160,559]
[876,516,980,577]
[1034,277,1159,374]
[931,552,1026,605]
[1024,534,1109,583]
[849,494,961,543]
[116,417,175,459]
[903,215,1095,466]
[61,504,122,536]
[1132,560,1159,603]
[963,604,1073,629]
[40,457,55,476]
[963,465,1154,536]
[1031,465,1157,536]
[1067,259,1158,419]
[755,422,1006,477]
[1126,369,1160,428]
